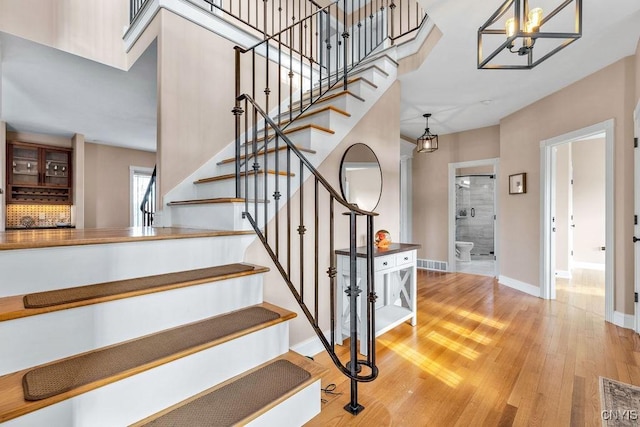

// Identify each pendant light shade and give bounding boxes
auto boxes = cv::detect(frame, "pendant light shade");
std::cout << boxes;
[478,0,582,70]
[417,114,438,153]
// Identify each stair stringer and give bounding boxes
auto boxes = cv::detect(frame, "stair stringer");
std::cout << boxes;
[162,53,399,232]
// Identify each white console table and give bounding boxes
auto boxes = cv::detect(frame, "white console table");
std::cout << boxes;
[335,243,420,356]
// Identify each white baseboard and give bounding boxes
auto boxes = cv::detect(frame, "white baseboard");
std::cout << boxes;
[555,270,572,279]
[291,331,329,358]
[572,262,606,271]
[498,275,541,298]
[613,311,635,330]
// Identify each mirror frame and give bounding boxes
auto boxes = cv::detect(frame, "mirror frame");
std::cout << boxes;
[339,143,383,212]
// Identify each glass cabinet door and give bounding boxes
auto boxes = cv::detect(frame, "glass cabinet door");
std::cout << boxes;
[44,149,70,187]
[10,145,39,185]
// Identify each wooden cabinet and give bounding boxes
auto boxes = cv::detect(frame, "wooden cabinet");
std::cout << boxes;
[335,243,420,356]
[7,142,73,204]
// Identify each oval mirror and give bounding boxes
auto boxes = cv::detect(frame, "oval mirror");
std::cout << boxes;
[339,143,383,211]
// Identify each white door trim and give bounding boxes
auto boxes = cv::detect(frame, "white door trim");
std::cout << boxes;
[400,140,414,243]
[540,119,614,324]
[448,158,500,276]
[634,100,640,333]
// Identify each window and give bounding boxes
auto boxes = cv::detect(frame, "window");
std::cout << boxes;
[130,166,154,227]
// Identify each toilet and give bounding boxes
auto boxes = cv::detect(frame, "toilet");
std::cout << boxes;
[455,241,474,262]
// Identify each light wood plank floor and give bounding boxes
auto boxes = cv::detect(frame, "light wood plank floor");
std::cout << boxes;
[306,269,640,426]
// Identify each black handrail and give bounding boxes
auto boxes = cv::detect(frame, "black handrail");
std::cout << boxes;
[139,166,156,226]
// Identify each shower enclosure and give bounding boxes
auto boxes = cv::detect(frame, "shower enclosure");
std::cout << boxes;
[455,175,495,258]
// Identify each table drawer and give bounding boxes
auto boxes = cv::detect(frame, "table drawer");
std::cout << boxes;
[396,251,414,267]
[375,255,395,271]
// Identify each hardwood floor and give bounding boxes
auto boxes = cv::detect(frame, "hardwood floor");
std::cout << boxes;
[306,269,640,426]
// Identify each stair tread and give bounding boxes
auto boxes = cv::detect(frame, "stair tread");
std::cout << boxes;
[0,263,269,322]
[301,76,378,101]
[218,145,317,166]
[193,170,295,185]
[287,90,365,116]
[0,302,296,423]
[167,197,269,206]
[0,227,252,251]
[245,123,335,145]
[276,104,351,126]
[132,351,327,426]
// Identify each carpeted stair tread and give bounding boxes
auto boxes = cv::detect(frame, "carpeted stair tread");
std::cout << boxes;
[22,263,258,309]
[137,359,311,426]
[22,306,283,401]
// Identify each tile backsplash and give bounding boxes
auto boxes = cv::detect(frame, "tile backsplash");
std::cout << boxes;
[7,204,72,228]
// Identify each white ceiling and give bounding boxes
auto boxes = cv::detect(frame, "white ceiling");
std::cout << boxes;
[1,1,640,151]
[400,0,640,138]
[0,33,157,152]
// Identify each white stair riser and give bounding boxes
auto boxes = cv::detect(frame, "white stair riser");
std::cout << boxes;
[239,124,333,153]
[298,78,376,109]
[294,93,362,117]
[0,236,254,297]
[2,323,290,427]
[217,151,305,178]
[170,202,257,230]
[247,381,321,427]
[0,274,264,375]
[194,175,292,201]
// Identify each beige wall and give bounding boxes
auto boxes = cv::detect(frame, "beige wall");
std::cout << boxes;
[636,38,640,102]
[84,142,155,228]
[0,0,129,69]
[245,82,401,346]
[156,10,237,197]
[412,125,500,260]
[500,57,636,314]
[0,122,5,231]
[554,143,570,273]
[572,138,606,265]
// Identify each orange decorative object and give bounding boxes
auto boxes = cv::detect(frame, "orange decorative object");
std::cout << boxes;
[375,230,391,248]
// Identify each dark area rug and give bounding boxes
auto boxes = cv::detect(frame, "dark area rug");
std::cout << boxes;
[600,376,640,426]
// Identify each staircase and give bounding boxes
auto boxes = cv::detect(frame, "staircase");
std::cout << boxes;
[0,229,325,426]
[0,0,431,425]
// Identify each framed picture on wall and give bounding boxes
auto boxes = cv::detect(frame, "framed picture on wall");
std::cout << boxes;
[509,173,527,194]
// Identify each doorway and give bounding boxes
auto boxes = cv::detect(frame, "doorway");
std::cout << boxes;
[448,158,499,276]
[635,101,640,332]
[540,120,614,323]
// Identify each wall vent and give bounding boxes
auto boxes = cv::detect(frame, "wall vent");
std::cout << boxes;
[417,259,448,272]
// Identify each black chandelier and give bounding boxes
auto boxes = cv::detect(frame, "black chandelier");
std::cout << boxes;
[478,0,582,69]
[417,114,438,153]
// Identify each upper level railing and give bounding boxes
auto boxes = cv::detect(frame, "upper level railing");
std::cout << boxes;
[130,0,151,23]
[130,0,427,46]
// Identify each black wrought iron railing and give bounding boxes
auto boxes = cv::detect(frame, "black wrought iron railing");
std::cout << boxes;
[388,0,428,44]
[237,93,379,414]
[140,166,157,226]
[130,0,152,23]
[232,0,427,414]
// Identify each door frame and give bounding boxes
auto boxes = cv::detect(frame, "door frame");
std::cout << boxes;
[634,101,640,333]
[540,119,614,323]
[448,158,500,275]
